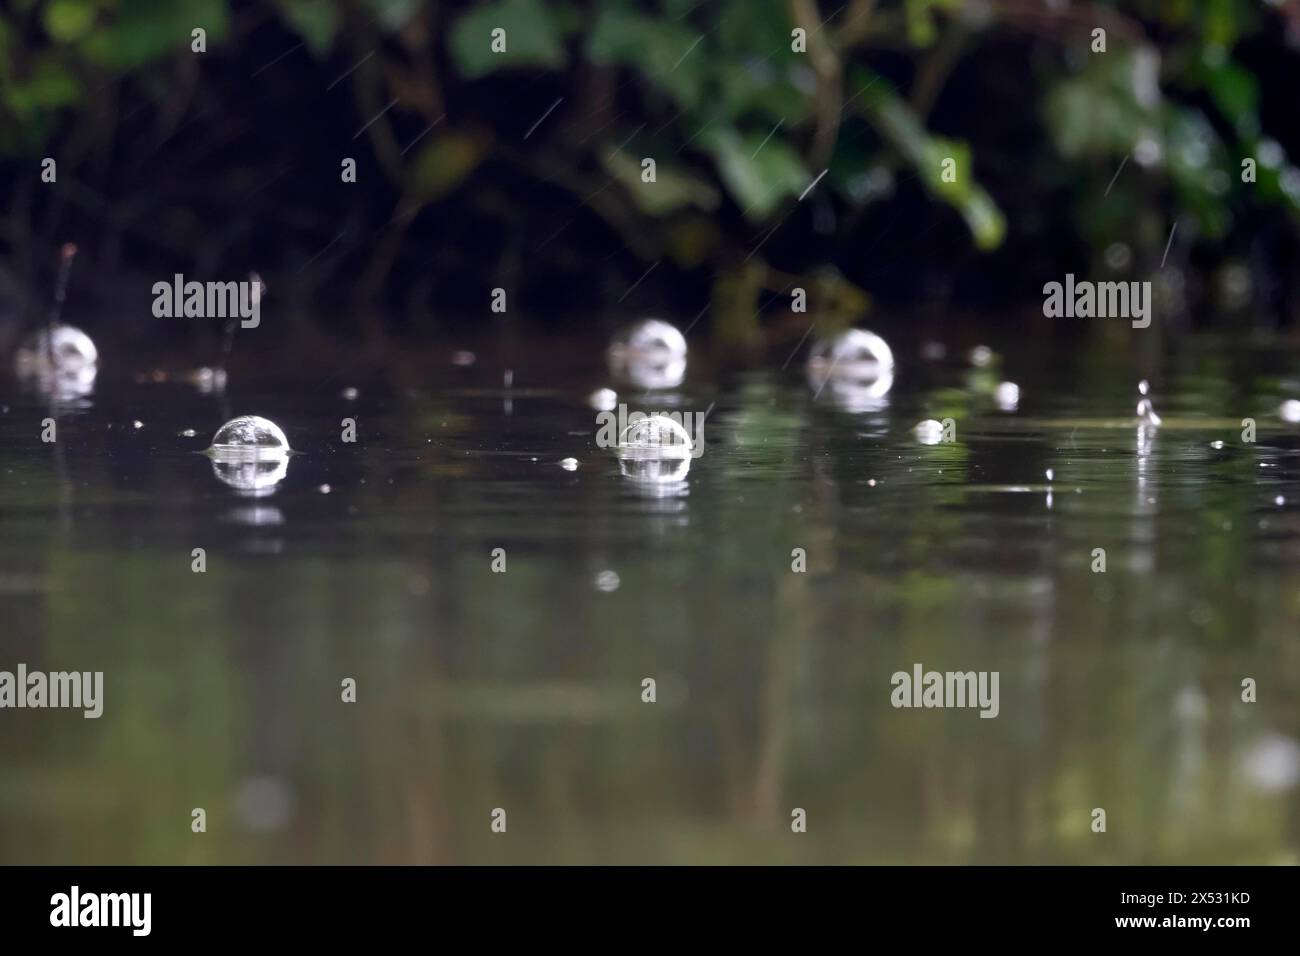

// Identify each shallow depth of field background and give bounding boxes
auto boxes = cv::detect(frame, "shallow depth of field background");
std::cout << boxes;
[1,0,1299,863]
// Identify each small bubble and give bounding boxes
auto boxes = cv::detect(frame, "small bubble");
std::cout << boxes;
[209,416,290,456]
[595,570,620,592]
[914,419,944,444]
[994,381,1020,411]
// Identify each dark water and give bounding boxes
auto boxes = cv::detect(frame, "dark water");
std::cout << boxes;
[1,326,1298,864]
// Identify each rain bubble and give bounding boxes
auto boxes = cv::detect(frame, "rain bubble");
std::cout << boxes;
[608,318,687,390]
[914,419,945,444]
[618,414,694,459]
[13,325,99,400]
[208,416,290,457]
[806,328,895,410]
[207,417,291,496]
[994,381,1020,411]
[15,324,98,372]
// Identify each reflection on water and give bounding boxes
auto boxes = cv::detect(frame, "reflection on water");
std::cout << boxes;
[1,326,1298,864]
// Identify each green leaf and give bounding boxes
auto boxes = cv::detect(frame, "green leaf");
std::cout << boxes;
[587,8,705,110]
[854,72,1005,249]
[43,0,97,43]
[449,0,565,79]
[699,125,809,221]
[85,0,231,70]
[407,131,490,201]
[277,0,339,57]
[602,147,720,217]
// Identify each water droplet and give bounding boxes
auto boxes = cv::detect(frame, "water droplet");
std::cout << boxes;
[588,388,618,411]
[559,457,579,471]
[318,484,331,494]
[181,428,197,438]
[1045,468,1054,481]
[341,387,359,401]
[914,419,944,444]
[968,345,995,368]
[608,318,687,389]
[208,416,290,457]
[1280,399,1300,423]
[1136,398,1162,426]
[451,350,476,367]
[132,420,143,429]
[1138,379,1150,395]
[595,570,621,592]
[994,381,1020,411]
[1210,440,1224,450]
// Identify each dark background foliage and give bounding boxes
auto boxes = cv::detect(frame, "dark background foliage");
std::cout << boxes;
[3,0,1300,345]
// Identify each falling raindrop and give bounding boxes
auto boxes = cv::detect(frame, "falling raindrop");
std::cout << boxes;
[968,345,995,368]
[994,381,1020,411]
[594,570,620,592]
[1280,399,1300,423]
[341,387,359,401]
[559,457,579,471]
[588,388,618,411]
[608,318,687,389]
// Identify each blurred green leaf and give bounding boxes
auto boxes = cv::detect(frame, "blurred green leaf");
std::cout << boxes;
[602,147,721,217]
[450,0,565,79]
[43,0,97,43]
[85,0,230,70]
[587,7,705,110]
[856,73,1006,249]
[277,0,339,57]
[407,130,490,201]
[699,125,809,221]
